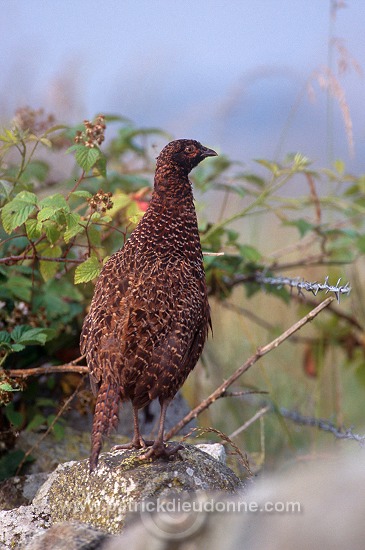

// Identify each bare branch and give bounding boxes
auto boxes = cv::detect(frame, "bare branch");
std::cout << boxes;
[7,358,87,379]
[229,406,271,439]
[166,297,334,439]
[0,254,84,265]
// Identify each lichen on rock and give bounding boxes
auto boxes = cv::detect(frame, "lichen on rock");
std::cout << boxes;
[46,444,242,534]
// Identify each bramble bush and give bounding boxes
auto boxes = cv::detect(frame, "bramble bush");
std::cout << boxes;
[0,108,364,478]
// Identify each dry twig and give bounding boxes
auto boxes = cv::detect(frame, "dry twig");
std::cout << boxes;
[166,297,334,439]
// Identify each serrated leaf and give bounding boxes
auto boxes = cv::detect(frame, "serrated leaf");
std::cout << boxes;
[4,275,32,301]
[38,194,69,222]
[37,206,58,222]
[44,221,61,244]
[1,191,38,233]
[11,343,26,352]
[0,331,12,345]
[37,244,62,281]
[39,193,68,209]
[75,146,101,172]
[74,256,101,284]
[64,212,84,243]
[87,224,101,247]
[93,154,107,177]
[11,325,49,345]
[25,218,42,239]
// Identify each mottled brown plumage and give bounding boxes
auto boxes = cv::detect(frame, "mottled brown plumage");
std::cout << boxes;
[80,139,217,472]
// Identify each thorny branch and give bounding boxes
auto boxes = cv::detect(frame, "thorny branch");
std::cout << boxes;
[166,297,335,439]
[256,274,351,303]
[279,407,365,445]
[225,403,365,446]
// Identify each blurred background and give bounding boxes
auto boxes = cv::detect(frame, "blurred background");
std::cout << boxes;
[1,1,364,474]
[1,0,364,169]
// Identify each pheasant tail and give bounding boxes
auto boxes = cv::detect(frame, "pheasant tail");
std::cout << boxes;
[90,379,119,473]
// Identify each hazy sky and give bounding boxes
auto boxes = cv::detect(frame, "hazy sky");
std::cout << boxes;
[1,1,364,169]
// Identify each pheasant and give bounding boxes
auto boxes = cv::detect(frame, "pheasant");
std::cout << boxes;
[80,139,217,472]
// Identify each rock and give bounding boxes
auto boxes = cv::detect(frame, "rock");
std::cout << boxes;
[0,473,48,510]
[15,427,91,474]
[42,444,241,534]
[196,443,226,464]
[0,443,241,547]
[104,450,365,550]
[23,521,109,550]
[0,503,51,549]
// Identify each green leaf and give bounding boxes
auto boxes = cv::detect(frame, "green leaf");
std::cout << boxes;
[4,275,32,301]
[39,193,69,210]
[69,190,92,199]
[11,325,49,346]
[11,343,26,352]
[64,212,84,243]
[26,413,46,431]
[0,180,11,199]
[93,154,107,177]
[36,244,62,281]
[43,221,61,244]
[5,403,24,428]
[286,218,314,238]
[239,244,262,262]
[74,256,101,284]
[1,191,37,233]
[0,382,16,392]
[74,145,101,172]
[0,449,31,481]
[0,331,11,345]
[52,422,66,441]
[37,193,69,222]
[25,218,42,239]
[87,224,101,247]
[255,158,279,174]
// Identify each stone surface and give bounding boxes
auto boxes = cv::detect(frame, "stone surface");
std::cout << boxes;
[0,443,241,547]
[0,503,51,549]
[46,444,241,534]
[0,472,48,511]
[104,451,365,550]
[24,521,109,550]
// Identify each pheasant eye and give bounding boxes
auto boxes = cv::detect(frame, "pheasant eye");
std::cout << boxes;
[184,145,195,153]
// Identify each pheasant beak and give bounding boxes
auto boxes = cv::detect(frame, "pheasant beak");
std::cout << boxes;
[201,146,218,158]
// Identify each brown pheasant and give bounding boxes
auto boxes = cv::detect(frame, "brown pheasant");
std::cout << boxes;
[80,139,217,472]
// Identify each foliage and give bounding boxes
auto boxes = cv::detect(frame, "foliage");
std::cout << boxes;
[0,108,364,478]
